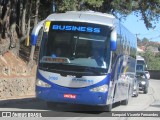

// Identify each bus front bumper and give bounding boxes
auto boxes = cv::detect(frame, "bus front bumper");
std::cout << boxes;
[36,86,108,106]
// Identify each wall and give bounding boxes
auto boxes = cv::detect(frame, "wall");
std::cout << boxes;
[0,77,35,99]
[148,70,160,80]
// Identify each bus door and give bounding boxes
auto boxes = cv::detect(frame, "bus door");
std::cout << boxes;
[113,56,123,102]
[117,57,126,100]
[120,56,130,100]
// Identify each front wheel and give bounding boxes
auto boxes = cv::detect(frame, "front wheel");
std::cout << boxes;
[101,104,112,112]
[121,87,130,105]
[46,102,58,109]
[121,98,128,105]
[135,89,139,97]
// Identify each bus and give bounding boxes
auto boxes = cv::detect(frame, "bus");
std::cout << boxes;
[31,11,137,111]
[136,55,147,72]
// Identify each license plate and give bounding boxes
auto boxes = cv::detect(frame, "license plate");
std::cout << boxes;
[64,94,76,99]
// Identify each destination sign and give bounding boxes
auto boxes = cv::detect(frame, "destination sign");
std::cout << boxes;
[40,56,70,63]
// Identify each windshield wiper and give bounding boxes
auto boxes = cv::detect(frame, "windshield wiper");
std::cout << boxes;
[84,67,104,75]
[39,63,107,75]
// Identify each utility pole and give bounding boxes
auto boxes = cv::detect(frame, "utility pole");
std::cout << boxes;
[135,33,140,41]
[52,0,56,13]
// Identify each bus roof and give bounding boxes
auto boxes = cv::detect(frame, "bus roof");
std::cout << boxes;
[136,55,145,60]
[46,11,116,27]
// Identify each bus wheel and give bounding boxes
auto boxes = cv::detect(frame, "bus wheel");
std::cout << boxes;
[121,93,129,105]
[121,99,128,105]
[105,104,112,112]
[46,102,57,108]
[144,88,148,94]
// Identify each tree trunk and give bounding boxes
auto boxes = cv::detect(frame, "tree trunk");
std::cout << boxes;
[27,0,31,35]
[19,0,32,43]
[21,0,27,36]
[34,0,39,26]
[16,0,23,37]
[10,0,18,48]
[0,0,11,55]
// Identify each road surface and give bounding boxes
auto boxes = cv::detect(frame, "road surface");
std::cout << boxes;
[0,79,160,119]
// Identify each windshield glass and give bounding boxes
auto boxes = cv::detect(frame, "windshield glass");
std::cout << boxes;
[39,21,111,75]
[136,64,144,71]
[137,60,145,65]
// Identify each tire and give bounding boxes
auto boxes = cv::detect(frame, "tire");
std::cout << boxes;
[121,87,130,105]
[135,89,139,97]
[106,104,112,112]
[121,98,128,105]
[101,103,112,112]
[144,88,148,94]
[46,102,57,109]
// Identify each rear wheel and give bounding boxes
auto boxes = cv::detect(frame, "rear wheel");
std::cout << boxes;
[135,89,139,97]
[121,86,130,105]
[121,98,128,105]
[135,92,139,97]
[144,88,148,94]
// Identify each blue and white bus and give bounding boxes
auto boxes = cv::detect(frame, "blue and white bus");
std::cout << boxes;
[31,11,137,111]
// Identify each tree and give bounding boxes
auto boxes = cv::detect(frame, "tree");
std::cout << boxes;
[1,0,160,62]
[143,50,160,70]
[51,0,160,29]
[0,0,37,56]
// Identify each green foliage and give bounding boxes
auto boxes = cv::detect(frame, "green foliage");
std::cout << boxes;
[147,57,160,70]
[86,0,103,7]
[46,0,160,29]
[143,50,160,70]
[142,38,149,43]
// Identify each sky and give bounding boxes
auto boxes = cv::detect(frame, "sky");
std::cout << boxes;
[121,13,160,42]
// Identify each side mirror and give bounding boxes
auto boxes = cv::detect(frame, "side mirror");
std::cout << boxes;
[110,29,117,51]
[31,20,45,46]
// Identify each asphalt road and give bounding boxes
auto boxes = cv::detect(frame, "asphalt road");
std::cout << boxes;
[0,79,160,119]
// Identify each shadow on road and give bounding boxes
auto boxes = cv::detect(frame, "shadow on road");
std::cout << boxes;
[0,97,120,116]
[150,105,160,108]
[0,97,43,109]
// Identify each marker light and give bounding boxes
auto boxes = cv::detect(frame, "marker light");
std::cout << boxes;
[36,78,51,87]
[90,85,108,93]
[44,21,51,32]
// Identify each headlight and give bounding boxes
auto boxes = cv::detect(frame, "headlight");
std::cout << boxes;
[141,81,146,85]
[133,86,137,90]
[90,85,108,93]
[36,78,51,87]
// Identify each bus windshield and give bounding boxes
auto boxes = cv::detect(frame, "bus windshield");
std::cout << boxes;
[39,21,111,75]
